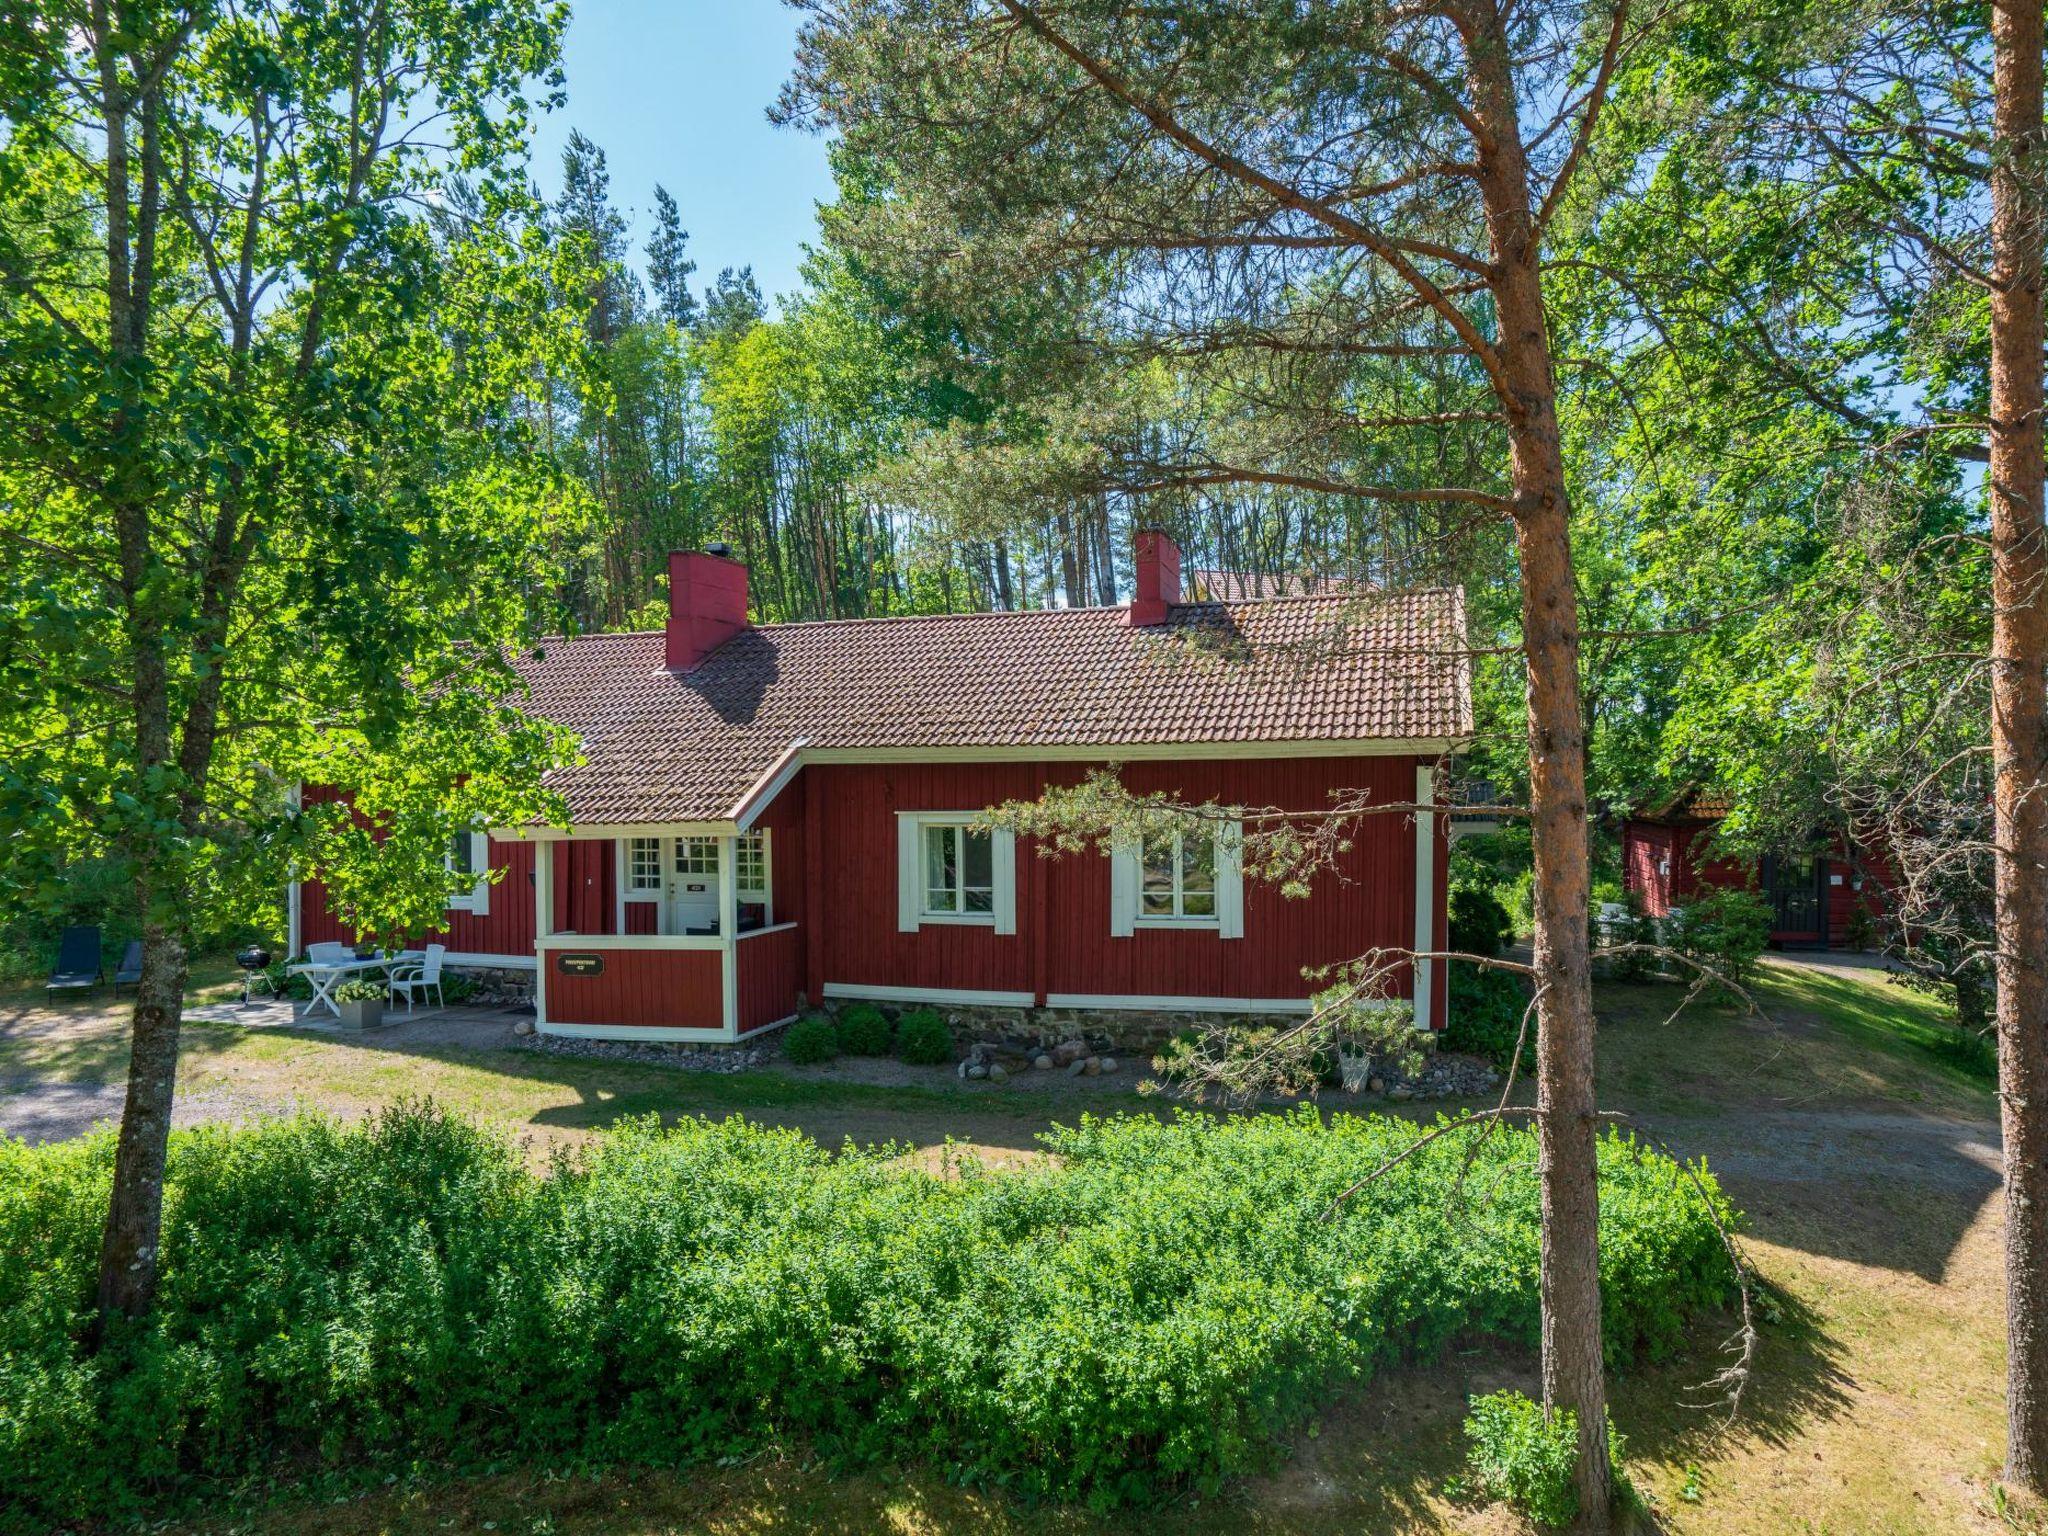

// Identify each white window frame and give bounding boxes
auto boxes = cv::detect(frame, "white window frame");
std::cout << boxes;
[675,836,720,876]
[736,830,771,924]
[1136,827,1222,925]
[896,811,1016,935]
[1111,818,1242,939]
[446,829,491,915]
[622,836,664,901]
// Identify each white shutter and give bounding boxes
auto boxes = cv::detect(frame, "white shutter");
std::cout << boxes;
[1217,821,1244,940]
[469,832,491,916]
[1109,834,1139,938]
[897,814,921,933]
[992,827,1017,935]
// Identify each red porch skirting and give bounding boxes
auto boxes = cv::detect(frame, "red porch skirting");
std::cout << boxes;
[545,946,724,1030]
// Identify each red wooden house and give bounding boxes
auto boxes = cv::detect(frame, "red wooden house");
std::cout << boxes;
[1622,789,1888,949]
[294,532,1471,1042]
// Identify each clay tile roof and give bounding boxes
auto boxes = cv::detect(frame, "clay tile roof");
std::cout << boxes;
[511,589,1472,826]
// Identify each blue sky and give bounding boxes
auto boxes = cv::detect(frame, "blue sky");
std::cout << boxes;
[529,2,836,309]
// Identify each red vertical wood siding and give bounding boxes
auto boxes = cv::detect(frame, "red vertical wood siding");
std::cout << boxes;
[554,839,616,937]
[736,925,802,1033]
[811,755,1428,1006]
[752,774,808,984]
[545,945,724,1029]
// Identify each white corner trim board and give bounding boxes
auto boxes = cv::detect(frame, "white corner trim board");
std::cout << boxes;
[1413,762,1436,1028]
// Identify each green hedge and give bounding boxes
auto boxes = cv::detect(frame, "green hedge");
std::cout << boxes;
[0,1103,1737,1527]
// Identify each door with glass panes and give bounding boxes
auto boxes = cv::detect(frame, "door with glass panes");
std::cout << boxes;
[668,836,721,934]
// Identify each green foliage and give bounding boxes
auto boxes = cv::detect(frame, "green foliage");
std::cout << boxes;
[329,979,387,1004]
[1462,1390,1628,1529]
[0,1104,1734,1526]
[0,0,582,969]
[782,1015,840,1065]
[1673,888,1772,1001]
[835,1003,894,1056]
[1441,964,1535,1074]
[1449,886,1514,958]
[894,1007,954,1065]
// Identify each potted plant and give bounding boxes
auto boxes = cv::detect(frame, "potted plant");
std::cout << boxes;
[332,977,388,1032]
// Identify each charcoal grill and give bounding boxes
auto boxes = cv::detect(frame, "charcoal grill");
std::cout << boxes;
[234,944,272,1007]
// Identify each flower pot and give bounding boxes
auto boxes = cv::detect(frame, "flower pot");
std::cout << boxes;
[337,997,385,1032]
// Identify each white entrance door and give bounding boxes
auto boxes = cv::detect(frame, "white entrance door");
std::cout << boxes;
[669,836,721,934]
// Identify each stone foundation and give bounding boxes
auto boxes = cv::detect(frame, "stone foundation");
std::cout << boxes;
[448,964,534,1007]
[817,996,1330,1057]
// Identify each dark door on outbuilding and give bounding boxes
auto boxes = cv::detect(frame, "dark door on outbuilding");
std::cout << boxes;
[1760,852,1824,944]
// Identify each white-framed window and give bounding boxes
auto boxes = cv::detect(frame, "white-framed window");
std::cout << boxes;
[924,822,994,917]
[735,831,769,903]
[1111,819,1242,939]
[625,836,663,895]
[676,836,719,876]
[446,829,491,915]
[1140,828,1218,921]
[897,812,1016,934]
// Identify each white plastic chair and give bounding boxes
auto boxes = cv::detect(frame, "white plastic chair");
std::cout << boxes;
[388,943,446,1013]
[305,941,353,965]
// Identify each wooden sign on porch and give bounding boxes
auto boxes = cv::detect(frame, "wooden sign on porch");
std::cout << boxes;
[556,952,604,978]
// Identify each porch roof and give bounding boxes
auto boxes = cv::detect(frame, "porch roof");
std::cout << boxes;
[509,589,1471,826]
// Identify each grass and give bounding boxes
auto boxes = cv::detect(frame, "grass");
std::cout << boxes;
[5,953,2035,1534]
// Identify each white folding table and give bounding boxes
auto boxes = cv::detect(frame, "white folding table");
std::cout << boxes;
[288,952,420,1020]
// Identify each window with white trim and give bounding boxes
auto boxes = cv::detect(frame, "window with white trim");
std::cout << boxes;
[897,812,1017,934]
[1110,818,1243,939]
[675,836,719,876]
[735,830,771,932]
[924,822,994,917]
[626,837,663,894]
[445,829,490,915]
[1140,828,1217,921]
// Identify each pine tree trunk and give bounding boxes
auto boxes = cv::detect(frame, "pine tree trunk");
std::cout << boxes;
[1991,0,2048,1495]
[1466,10,1611,1525]
[95,919,189,1320]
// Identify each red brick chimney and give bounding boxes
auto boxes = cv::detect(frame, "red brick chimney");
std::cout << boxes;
[1124,528,1182,627]
[666,545,750,671]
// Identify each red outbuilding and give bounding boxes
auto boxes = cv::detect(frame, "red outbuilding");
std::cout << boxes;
[294,532,1472,1041]
[1621,788,1890,949]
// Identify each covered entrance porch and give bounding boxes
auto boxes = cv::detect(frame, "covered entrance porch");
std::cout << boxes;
[519,825,804,1042]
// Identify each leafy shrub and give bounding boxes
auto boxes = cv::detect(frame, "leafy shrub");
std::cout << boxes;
[1449,885,1514,958]
[1442,963,1534,1072]
[1463,1391,1578,1526]
[834,1003,893,1056]
[782,1014,839,1065]
[1673,888,1772,1001]
[1462,1390,1628,1529]
[895,1007,953,1065]
[438,970,478,1005]
[0,1104,1734,1528]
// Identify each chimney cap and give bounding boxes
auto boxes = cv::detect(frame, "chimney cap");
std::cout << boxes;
[702,540,735,559]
